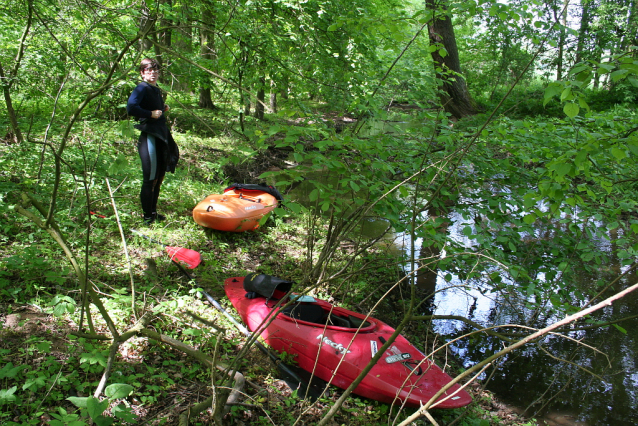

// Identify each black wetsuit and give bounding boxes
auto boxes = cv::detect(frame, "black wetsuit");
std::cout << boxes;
[126,82,179,220]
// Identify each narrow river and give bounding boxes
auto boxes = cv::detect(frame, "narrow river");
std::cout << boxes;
[398,211,638,426]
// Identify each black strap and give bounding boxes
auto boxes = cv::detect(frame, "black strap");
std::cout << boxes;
[224,183,284,201]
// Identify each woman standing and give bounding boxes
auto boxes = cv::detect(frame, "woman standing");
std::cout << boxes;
[127,58,179,225]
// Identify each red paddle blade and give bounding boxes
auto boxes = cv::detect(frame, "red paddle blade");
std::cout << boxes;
[165,246,202,269]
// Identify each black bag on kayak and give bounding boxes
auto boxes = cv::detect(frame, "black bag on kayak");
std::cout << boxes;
[243,273,293,299]
[224,183,284,202]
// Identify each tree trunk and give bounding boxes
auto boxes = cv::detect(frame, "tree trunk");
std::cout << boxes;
[426,0,481,119]
[575,0,592,63]
[270,80,277,113]
[620,0,638,51]
[244,98,251,116]
[593,43,601,89]
[555,0,570,80]
[0,0,31,144]
[280,75,289,100]
[198,8,216,109]
[154,0,172,83]
[199,88,215,109]
[255,76,266,120]
[0,62,24,144]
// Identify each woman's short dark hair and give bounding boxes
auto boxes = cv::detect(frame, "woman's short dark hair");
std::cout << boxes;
[139,58,160,73]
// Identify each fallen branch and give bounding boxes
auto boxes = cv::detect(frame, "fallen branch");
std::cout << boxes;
[137,328,245,424]
[106,177,138,320]
[94,313,153,398]
[69,331,111,340]
[184,310,227,333]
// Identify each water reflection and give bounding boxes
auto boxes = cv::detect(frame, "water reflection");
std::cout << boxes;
[401,212,638,426]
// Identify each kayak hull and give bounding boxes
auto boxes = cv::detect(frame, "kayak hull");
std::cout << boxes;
[224,277,472,409]
[192,189,278,232]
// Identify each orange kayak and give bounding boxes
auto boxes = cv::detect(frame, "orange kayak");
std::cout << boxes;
[192,184,282,232]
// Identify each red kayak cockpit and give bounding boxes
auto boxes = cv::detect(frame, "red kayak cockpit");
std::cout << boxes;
[237,273,377,332]
[278,301,377,333]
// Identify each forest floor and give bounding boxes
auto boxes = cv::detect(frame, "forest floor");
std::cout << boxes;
[1,303,536,426]
[1,106,558,425]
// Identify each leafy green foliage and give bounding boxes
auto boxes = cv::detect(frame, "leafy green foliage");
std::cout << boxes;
[1,0,637,424]
[67,383,136,425]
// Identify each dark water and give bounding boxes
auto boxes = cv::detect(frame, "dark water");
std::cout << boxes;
[400,213,638,426]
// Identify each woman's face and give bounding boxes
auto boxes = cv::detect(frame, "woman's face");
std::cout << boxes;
[141,66,159,84]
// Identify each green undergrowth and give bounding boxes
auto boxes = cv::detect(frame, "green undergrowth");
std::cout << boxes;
[0,100,542,425]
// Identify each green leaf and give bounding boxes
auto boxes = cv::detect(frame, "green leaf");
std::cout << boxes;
[612,324,627,334]
[570,64,590,75]
[553,163,572,177]
[611,147,626,161]
[610,69,628,82]
[36,341,51,353]
[67,396,89,408]
[560,87,573,101]
[107,154,129,176]
[105,383,134,400]
[543,83,561,106]
[119,121,136,139]
[87,396,109,419]
[0,363,23,379]
[597,63,615,73]
[95,417,114,426]
[564,102,579,118]
[258,212,272,228]
[0,386,17,404]
[273,207,287,217]
[285,202,303,214]
[574,149,588,167]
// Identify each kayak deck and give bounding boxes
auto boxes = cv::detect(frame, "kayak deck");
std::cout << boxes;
[224,276,472,409]
[193,189,278,232]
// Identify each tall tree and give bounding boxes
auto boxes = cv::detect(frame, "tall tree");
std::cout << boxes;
[620,0,638,51]
[555,0,570,80]
[154,0,173,78]
[576,0,595,63]
[255,75,266,120]
[426,0,481,119]
[198,6,216,109]
[0,0,31,144]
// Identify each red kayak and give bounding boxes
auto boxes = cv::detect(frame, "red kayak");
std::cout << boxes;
[224,275,472,409]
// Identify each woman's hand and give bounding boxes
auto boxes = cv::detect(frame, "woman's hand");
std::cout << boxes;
[164,105,170,112]
[151,109,163,119]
